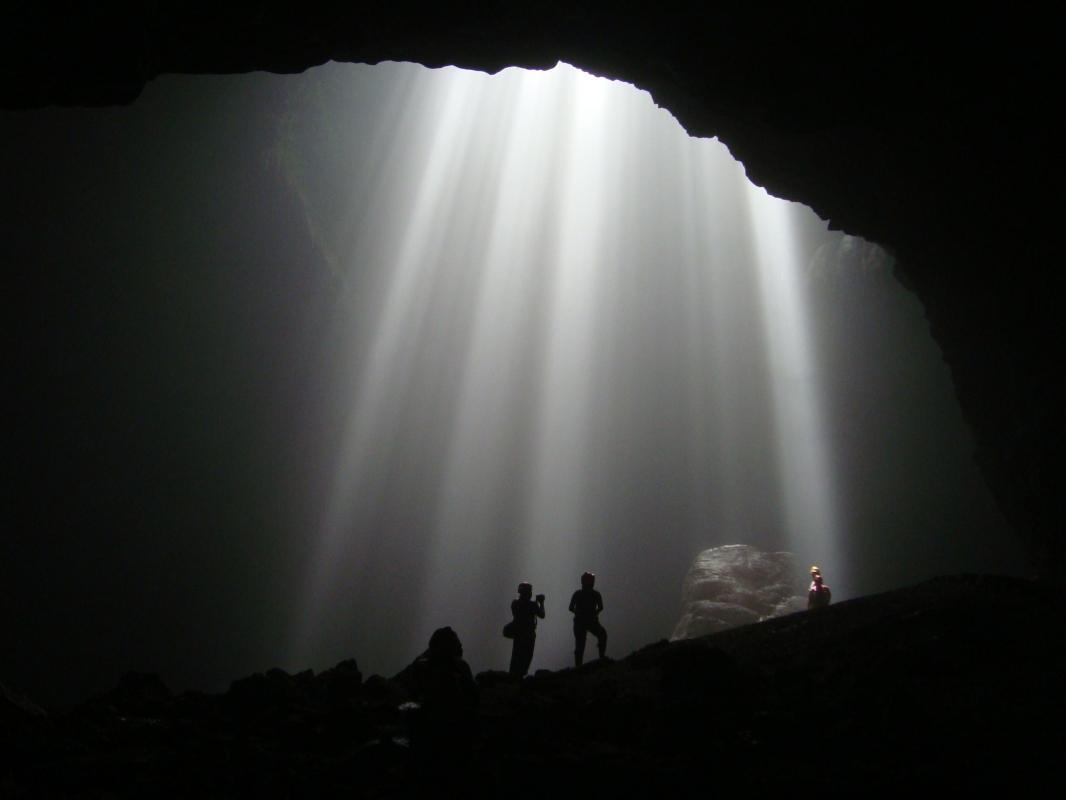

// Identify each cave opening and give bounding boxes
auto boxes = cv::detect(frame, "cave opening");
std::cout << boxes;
[2,60,1025,706]
[280,61,1023,677]
[286,60,856,675]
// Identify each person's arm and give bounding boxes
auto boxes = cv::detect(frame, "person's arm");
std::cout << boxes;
[568,592,577,614]
[595,591,603,614]
[536,594,546,618]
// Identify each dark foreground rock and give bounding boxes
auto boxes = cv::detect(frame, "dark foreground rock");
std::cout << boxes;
[2,575,1062,796]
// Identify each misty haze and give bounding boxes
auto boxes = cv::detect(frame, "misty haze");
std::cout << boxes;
[4,62,1023,706]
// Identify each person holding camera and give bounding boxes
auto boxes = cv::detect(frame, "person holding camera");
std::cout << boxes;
[508,582,545,677]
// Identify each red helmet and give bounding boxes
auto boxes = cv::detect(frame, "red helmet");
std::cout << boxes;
[581,571,595,589]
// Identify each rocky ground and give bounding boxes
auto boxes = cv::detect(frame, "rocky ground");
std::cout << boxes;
[3,574,1062,797]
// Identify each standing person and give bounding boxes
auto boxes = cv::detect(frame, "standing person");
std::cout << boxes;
[569,571,607,667]
[808,565,832,609]
[509,582,545,677]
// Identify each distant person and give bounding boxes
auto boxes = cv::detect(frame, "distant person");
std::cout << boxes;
[569,571,607,667]
[808,565,832,609]
[410,626,479,769]
[508,582,545,677]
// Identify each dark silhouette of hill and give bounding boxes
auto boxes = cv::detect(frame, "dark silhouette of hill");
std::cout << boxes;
[3,575,1061,796]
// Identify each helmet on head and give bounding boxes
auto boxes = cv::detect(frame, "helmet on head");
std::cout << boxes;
[517,582,533,597]
[810,565,822,576]
[581,571,595,589]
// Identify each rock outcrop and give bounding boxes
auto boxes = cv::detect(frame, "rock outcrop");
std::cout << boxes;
[2,575,1062,794]
[672,544,806,640]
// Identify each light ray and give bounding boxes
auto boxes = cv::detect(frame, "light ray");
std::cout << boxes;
[290,63,844,673]
[745,183,842,590]
[294,68,487,662]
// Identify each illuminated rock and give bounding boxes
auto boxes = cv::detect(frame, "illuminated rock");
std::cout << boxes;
[671,544,806,640]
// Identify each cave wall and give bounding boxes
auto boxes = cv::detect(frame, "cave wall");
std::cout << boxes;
[3,6,1058,577]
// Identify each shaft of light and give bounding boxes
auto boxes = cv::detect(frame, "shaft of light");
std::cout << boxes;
[290,63,841,674]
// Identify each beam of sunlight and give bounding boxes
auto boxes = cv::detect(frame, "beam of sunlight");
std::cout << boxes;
[290,62,842,674]
[418,68,575,657]
[745,184,842,594]
[294,68,487,663]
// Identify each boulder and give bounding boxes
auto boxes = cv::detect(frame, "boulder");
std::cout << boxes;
[671,544,807,639]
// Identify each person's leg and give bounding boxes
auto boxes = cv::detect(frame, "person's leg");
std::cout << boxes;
[511,634,536,676]
[573,619,587,667]
[510,636,529,676]
[590,620,607,659]
[519,634,535,676]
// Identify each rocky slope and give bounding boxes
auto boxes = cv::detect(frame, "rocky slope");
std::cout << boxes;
[3,575,1061,796]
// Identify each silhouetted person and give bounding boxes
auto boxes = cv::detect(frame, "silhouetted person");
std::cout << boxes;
[808,565,832,609]
[569,571,607,667]
[410,626,478,773]
[509,582,545,677]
